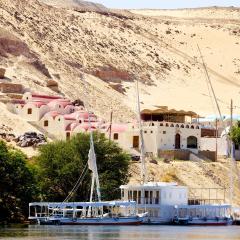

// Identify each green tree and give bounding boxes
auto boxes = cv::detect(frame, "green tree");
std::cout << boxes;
[0,141,38,223]
[229,121,240,146]
[36,132,130,202]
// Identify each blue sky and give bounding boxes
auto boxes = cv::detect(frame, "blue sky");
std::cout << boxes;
[92,0,240,9]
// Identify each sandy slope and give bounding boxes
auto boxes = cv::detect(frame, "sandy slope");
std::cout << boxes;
[0,1,239,121]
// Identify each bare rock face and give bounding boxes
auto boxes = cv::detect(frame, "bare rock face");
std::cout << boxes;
[0,68,6,79]
[47,79,59,92]
[93,66,133,83]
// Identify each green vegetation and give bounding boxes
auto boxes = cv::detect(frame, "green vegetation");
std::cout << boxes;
[0,141,38,223]
[229,121,240,146]
[0,132,131,223]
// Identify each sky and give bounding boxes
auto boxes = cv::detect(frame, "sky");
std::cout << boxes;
[92,0,240,9]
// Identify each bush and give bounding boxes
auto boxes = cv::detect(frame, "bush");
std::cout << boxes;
[0,141,38,223]
[36,132,130,202]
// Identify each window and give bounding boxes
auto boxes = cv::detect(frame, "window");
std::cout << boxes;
[113,133,119,140]
[27,108,32,114]
[163,131,166,134]
[150,131,153,134]
[181,124,184,128]
[187,136,198,149]
[144,130,147,134]
[44,120,48,127]
[79,120,82,123]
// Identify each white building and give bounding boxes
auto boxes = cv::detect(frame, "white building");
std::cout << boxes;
[103,107,201,157]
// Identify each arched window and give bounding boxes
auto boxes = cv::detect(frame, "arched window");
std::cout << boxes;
[187,136,198,149]
[160,123,164,126]
[152,123,155,126]
[176,124,179,128]
[170,124,174,127]
[196,126,200,129]
[186,125,189,128]
[181,124,184,128]
[166,123,169,127]
[191,125,195,129]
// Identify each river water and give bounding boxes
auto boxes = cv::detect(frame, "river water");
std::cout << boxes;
[0,225,240,240]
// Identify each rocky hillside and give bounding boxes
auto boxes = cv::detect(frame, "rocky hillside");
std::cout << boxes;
[0,1,239,123]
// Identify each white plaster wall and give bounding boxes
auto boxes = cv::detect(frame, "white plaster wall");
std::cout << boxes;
[160,187,188,205]
[200,137,228,156]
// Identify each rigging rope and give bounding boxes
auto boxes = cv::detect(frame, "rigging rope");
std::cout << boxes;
[63,163,89,203]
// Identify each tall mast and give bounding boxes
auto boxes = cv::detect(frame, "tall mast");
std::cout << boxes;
[82,73,101,202]
[230,99,234,207]
[136,79,147,184]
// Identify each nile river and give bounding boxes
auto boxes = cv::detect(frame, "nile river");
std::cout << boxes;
[0,225,240,240]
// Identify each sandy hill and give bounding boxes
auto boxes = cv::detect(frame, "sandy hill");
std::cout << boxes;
[0,1,239,122]
[39,0,109,12]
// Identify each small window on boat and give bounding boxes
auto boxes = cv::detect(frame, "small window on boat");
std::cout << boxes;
[113,133,119,140]
[27,108,32,114]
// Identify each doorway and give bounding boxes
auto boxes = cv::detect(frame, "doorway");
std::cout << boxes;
[175,134,181,149]
[133,136,139,148]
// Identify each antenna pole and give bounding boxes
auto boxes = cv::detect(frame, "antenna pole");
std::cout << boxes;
[136,79,146,184]
[109,111,113,141]
[215,118,218,162]
[230,99,234,207]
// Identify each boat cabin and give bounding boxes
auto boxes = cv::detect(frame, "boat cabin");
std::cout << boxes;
[120,182,188,223]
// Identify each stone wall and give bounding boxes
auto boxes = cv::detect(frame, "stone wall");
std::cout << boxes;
[0,82,23,93]
[158,149,190,160]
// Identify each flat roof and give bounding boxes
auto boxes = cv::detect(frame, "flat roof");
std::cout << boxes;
[120,182,187,190]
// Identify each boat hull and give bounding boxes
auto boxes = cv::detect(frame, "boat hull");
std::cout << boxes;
[39,217,143,226]
[173,217,233,226]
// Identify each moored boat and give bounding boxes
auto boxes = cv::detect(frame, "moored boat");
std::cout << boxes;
[29,201,146,225]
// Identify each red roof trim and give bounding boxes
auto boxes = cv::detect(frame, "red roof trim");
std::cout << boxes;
[32,94,62,100]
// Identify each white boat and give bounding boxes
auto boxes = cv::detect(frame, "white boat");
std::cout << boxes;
[29,201,146,225]
[173,204,232,226]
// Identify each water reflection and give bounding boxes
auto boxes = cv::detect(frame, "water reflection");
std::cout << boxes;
[0,225,240,240]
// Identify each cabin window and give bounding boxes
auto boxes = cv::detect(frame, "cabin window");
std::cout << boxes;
[113,133,119,140]
[138,191,141,204]
[44,120,48,127]
[155,191,160,204]
[166,123,169,127]
[27,108,32,114]
[133,191,137,202]
[181,124,184,128]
